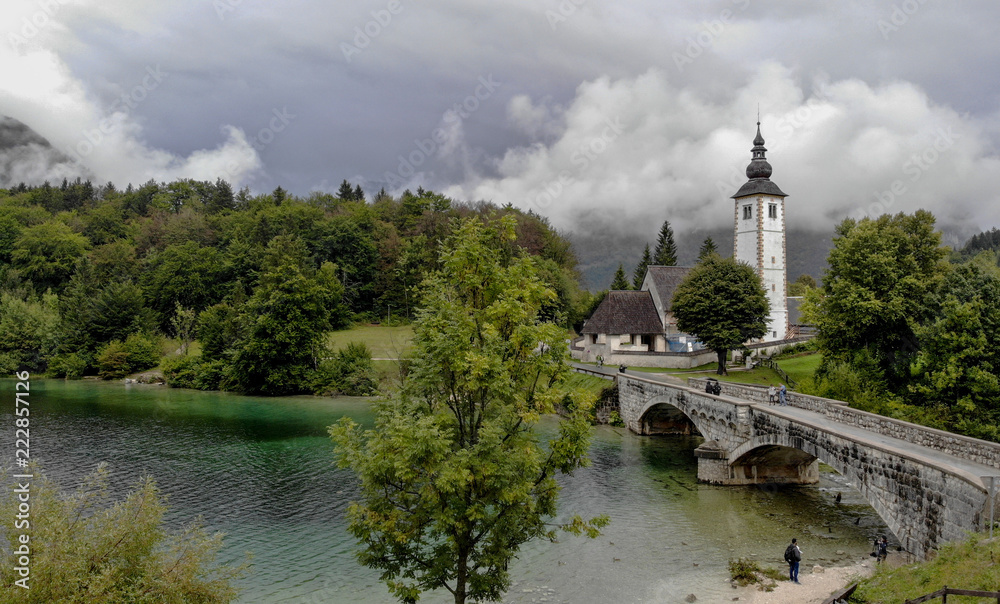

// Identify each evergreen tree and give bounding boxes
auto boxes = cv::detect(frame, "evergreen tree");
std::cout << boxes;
[610,263,631,290]
[337,179,354,200]
[653,220,678,266]
[353,184,364,201]
[633,244,652,289]
[698,236,718,260]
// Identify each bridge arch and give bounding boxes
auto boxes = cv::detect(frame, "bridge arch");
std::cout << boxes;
[728,436,905,544]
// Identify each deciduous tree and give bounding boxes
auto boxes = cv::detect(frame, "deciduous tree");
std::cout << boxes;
[331,216,605,604]
[671,255,769,375]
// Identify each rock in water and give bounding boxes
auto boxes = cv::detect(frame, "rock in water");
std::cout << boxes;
[685,595,697,603]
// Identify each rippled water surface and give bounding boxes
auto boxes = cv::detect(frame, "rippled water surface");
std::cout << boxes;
[1,379,892,603]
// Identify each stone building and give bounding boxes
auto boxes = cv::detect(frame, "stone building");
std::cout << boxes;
[732,121,789,341]
[573,121,800,366]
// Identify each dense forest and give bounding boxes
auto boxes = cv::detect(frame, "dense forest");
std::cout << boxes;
[0,177,592,394]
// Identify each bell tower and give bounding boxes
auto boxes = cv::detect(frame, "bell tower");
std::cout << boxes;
[732,121,788,342]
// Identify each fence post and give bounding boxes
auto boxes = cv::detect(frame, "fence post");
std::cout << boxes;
[941,586,947,603]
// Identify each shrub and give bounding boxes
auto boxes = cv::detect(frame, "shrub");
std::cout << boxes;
[96,340,130,379]
[313,341,378,396]
[122,332,160,372]
[161,354,201,389]
[0,465,247,603]
[728,558,781,591]
[95,333,161,379]
[47,352,90,379]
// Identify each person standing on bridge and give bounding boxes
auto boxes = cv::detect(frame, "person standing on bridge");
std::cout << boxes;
[778,383,787,406]
[784,538,802,583]
[768,384,777,405]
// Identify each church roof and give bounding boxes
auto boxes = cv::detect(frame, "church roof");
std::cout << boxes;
[733,179,788,198]
[732,122,787,198]
[644,265,691,311]
[581,290,663,335]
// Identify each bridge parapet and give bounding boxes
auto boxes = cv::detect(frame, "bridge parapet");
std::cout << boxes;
[688,377,847,413]
[689,377,1000,472]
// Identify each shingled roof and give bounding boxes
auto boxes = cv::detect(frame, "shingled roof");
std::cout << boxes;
[581,290,663,335]
[644,265,691,311]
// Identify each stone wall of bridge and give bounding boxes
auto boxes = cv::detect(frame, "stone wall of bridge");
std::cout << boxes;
[742,411,989,556]
[619,373,998,558]
[688,377,1000,472]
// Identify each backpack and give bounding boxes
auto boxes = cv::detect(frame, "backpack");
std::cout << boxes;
[784,544,799,562]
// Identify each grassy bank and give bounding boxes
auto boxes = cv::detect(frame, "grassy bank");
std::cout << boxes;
[850,533,1000,603]
[326,324,414,359]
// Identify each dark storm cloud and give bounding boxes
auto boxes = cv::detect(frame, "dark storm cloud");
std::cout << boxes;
[1,0,998,238]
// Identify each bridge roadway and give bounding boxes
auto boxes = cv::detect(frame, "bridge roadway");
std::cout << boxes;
[572,363,1000,557]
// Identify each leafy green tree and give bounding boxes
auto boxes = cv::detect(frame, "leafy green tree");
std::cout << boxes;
[671,255,769,375]
[909,297,1000,440]
[801,211,948,388]
[331,216,605,604]
[229,235,346,395]
[11,220,90,292]
[142,241,230,330]
[0,292,59,373]
[653,220,678,266]
[787,273,817,296]
[0,465,246,603]
[698,236,718,260]
[610,263,631,290]
[633,244,652,289]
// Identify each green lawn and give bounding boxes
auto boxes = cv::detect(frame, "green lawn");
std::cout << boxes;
[326,324,415,359]
[776,353,822,385]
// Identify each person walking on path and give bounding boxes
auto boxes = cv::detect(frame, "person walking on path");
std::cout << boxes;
[778,383,787,406]
[768,384,776,405]
[784,538,802,583]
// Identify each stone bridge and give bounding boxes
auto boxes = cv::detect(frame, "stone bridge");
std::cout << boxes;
[615,371,1000,558]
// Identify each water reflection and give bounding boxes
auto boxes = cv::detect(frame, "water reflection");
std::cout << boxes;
[0,380,891,603]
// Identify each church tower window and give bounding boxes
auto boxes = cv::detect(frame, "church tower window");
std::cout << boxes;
[768,204,777,218]
[743,205,752,220]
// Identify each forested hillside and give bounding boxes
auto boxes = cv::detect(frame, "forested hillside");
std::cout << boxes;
[0,178,589,394]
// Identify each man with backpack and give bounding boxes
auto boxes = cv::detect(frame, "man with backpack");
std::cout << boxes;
[784,538,802,583]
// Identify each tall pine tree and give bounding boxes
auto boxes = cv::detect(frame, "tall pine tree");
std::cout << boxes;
[698,237,718,260]
[610,263,631,290]
[633,244,652,289]
[653,220,678,266]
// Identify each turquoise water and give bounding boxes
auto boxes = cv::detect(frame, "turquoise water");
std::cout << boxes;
[0,379,890,603]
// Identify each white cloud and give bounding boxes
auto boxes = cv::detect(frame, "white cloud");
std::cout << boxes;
[0,4,262,188]
[445,63,1000,238]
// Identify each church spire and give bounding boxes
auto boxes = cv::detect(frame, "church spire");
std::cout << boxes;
[731,120,787,198]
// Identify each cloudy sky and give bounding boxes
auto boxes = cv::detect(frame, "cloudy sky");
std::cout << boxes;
[1,0,999,243]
